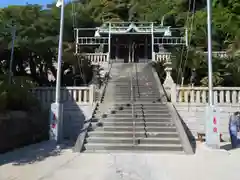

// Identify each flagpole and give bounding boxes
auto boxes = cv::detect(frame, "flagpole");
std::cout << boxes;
[53,0,64,143]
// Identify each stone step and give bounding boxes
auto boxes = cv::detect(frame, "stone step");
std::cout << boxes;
[114,87,157,89]
[109,112,170,116]
[114,83,156,85]
[112,105,168,109]
[114,82,156,84]
[114,94,160,97]
[114,95,160,98]
[114,94,161,99]
[114,86,157,88]
[86,137,181,145]
[113,103,168,107]
[114,90,158,92]
[81,63,186,154]
[100,121,175,127]
[95,112,170,117]
[84,143,183,152]
[93,126,177,132]
[114,88,158,91]
[114,84,156,86]
[95,106,169,111]
[114,96,161,99]
[95,117,171,123]
[114,99,162,102]
[112,106,168,111]
[114,91,159,94]
[98,109,169,115]
[114,88,159,90]
[106,114,171,118]
[114,80,155,82]
[87,131,179,138]
[112,108,169,113]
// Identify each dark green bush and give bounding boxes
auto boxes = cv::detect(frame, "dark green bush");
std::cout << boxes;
[0,76,49,153]
[5,84,40,111]
[0,75,40,111]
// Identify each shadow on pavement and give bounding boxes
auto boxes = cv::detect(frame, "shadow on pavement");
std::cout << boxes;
[0,140,72,166]
[221,143,233,151]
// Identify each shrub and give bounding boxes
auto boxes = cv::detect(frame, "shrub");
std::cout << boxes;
[0,91,7,111]
[0,75,49,153]
[0,75,40,111]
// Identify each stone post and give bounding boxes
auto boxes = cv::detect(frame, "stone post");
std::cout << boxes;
[163,56,175,97]
[152,52,155,62]
[170,83,177,103]
[128,43,131,63]
[89,84,96,104]
[115,38,118,61]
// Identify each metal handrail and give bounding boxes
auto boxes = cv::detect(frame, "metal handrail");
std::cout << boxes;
[130,65,136,145]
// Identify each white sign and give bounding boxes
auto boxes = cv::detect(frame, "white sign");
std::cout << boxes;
[49,103,63,142]
[205,105,220,149]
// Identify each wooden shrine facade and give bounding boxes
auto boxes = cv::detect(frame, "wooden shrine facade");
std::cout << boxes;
[75,22,187,63]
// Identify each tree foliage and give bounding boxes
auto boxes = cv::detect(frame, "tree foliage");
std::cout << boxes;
[0,4,94,87]
[0,0,239,87]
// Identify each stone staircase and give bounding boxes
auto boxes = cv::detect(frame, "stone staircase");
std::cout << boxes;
[82,63,186,153]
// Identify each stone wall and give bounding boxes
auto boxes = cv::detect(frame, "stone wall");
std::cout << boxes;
[0,111,48,153]
[174,103,240,141]
[169,85,240,142]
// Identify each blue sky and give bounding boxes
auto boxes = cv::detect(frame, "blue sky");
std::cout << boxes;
[0,0,54,7]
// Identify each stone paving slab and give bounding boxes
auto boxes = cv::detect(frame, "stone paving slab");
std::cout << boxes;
[0,141,240,180]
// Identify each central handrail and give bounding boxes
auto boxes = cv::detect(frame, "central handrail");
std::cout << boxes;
[130,64,136,145]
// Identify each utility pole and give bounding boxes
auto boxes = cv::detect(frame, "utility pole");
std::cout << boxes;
[207,0,213,106]
[205,0,220,149]
[50,0,64,143]
[8,25,16,84]
[55,0,64,104]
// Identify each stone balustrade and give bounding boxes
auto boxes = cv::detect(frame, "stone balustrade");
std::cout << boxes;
[171,85,240,141]
[154,51,227,63]
[154,52,171,62]
[82,53,109,65]
[30,85,96,108]
[203,51,228,58]
[171,86,240,104]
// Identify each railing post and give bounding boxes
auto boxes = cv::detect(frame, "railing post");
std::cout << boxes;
[108,22,111,63]
[130,69,136,145]
[171,83,177,103]
[89,85,95,104]
[75,28,79,54]
[151,22,154,61]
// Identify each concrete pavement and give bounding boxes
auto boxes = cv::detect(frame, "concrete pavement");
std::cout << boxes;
[0,141,239,180]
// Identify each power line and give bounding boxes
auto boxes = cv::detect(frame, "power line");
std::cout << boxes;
[179,0,196,86]
[70,0,87,85]
[8,24,16,84]
[176,0,192,85]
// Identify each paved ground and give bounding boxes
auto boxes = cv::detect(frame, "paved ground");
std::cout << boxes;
[0,140,239,180]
